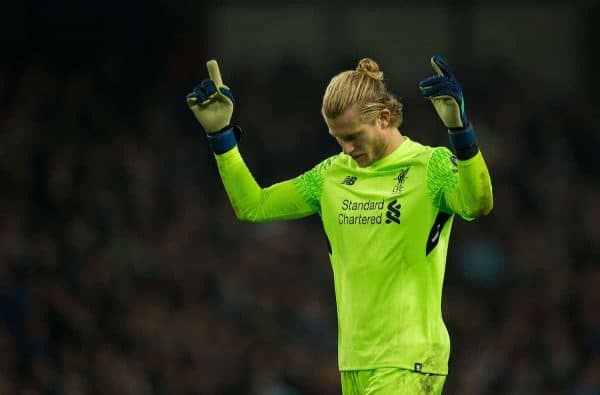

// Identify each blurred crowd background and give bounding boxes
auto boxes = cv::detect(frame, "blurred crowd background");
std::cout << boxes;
[1,1,599,394]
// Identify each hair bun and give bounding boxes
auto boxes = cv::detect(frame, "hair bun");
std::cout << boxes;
[356,58,383,81]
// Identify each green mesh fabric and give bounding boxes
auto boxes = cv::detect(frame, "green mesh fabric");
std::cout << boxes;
[293,154,338,212]
[426,147,459,213]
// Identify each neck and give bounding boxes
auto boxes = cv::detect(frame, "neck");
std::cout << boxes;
[381,128,404,157]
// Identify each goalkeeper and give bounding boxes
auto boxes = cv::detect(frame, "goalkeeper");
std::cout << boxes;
[186,56,493,394]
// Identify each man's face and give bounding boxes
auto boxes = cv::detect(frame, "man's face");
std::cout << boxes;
[326,105,388,167]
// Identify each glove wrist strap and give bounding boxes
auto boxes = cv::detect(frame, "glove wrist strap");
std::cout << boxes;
[449,123,478,160]
[206,125,241,154]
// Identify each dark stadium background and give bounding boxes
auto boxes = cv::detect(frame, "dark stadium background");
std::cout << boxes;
[1,1,599,394]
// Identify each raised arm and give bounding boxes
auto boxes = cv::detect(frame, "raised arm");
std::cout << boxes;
[214,147,317,222]
[426,147,493,220]
[186,60,318,222]
[420,55,493,218]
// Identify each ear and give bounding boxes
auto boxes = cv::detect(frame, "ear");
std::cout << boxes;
[378,108,391,128]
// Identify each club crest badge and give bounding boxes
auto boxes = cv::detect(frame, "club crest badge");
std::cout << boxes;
[450,155,459,173]
[392,167,410,193]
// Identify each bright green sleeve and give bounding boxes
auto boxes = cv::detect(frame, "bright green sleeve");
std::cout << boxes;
[214,146,329,222]
[426,147,493,220]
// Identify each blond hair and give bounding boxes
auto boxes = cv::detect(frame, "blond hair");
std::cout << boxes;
[322,58,403,128]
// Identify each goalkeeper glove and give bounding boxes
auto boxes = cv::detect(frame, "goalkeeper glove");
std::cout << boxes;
[186,60,239,154]
[419,55,477,159]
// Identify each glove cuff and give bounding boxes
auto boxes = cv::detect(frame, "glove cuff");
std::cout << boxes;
[206,125,242,154]
[449,123,478,160]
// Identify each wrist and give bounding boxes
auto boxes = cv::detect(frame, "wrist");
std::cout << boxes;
[206,125,242,154]
[448,123,478,160]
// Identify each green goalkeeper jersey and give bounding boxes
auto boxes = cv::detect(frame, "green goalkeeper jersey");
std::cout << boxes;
[215,136,492,375]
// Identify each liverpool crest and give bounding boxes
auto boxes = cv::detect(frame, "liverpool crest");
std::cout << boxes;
[392,167,410,193]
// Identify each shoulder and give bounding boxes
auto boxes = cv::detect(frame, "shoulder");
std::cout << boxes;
[304,152,352,179]
[404,139,457,178]
[315,152,344,172]
[293,152,345,208]
[401,137,449,165]
[296,152,344,184]
[428,146,457,169]
[426,145,459,187]
[404,137,454,164]
[408,138,443,154]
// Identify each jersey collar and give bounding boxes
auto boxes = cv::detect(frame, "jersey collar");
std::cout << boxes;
[366,136,415,170]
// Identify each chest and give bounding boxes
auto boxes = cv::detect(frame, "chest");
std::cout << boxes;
[320,163,429,229]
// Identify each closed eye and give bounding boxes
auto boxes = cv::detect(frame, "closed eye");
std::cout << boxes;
[344,132,361,142]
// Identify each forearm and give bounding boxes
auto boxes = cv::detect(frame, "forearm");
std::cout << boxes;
[452,150,493,219]
[420,55,493,219]
[215,147,316,222]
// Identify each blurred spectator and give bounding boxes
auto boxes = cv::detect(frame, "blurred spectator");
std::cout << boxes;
[1,3,599,394]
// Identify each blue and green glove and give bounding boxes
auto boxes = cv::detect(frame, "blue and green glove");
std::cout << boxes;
[186,60,239,154]
[419,55,478,159]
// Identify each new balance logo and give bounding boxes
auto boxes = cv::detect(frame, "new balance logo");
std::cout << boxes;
[341,176,357,185]
[385,199,401,224]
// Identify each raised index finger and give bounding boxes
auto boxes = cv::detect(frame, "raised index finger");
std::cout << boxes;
[206,59,223,86]
[430,55,453,77]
